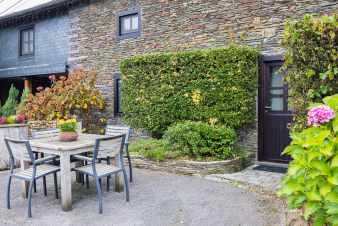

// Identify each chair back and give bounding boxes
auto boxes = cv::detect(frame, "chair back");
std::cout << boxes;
[105,125,130,144]
[4,137,35,170]
[31,128,60,139]
[92,135,126,172]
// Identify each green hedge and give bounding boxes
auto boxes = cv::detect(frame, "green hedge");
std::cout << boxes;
[282,14,338,130]
[120,45,259,137]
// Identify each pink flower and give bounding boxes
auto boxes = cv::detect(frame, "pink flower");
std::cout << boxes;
[307,105,335,127]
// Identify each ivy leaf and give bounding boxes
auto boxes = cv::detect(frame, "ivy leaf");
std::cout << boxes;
[304,202,320,220]
[331,156,338,168]
[325,192,338,203]
[319,183,332,197]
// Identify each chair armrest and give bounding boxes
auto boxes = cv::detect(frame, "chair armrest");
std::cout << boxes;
[34,155,58,165]
[72,154,92,162]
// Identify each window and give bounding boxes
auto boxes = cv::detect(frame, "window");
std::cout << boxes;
[20,27,34,56]
[114,74,122,115]
[118,11,140,39]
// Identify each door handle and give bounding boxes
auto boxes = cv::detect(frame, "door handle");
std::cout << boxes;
[264,106,272,110]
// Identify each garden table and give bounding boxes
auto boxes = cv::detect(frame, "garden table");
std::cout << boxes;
[25,133,124,211]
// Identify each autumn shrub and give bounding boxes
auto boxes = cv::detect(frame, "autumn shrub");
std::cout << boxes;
[282,14,338,130]
[278,94,338,225]
[21,70,105,133]
[120,45,258,137]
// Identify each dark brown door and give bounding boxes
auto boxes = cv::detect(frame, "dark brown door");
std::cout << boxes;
[259,58,293,163]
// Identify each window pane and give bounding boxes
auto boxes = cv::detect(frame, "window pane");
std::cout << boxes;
[29,30,34,42]
[131,15,138,30]
[121,16,131,32]
[29,42,34,53]
[23,31,29,42]
[270,88,283,95]
[118,79,122,112]
[23,43,28,54]
[271,66,283,87]
[271,97,283,111]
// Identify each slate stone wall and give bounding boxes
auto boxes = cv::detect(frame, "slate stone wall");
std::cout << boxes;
[0,15,70,76]
[68,0,337,152]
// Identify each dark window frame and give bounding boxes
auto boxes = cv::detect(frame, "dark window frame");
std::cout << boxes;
[117,9,141,40]
[18,25,35,57]
[114,74,122,116]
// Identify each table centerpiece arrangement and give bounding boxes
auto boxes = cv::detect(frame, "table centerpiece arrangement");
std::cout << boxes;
[57,118,78,142]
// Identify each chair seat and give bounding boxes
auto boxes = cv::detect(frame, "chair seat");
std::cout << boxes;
[72,163,122,177]
[13,164,60,180]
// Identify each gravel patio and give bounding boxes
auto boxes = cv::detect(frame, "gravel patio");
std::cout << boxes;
[0,168,285,226]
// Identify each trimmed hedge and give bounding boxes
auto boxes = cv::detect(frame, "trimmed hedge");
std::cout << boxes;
[282,14,338,130]
[120,45,259,137]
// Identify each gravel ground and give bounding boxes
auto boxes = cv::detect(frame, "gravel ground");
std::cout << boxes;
[0,168,284,226]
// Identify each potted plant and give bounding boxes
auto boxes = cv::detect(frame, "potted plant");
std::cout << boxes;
[57,118,78,142]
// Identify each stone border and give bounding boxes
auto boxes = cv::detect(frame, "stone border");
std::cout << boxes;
[130,155,243,176]
[0,123,28,128]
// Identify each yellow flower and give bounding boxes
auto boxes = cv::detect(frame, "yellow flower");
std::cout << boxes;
[191,90,202,105]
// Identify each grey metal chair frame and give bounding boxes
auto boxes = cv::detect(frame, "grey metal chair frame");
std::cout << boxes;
[104,126,133,183]
[72,134,129,214]
[31,128,60,195]
[4,137,60,218]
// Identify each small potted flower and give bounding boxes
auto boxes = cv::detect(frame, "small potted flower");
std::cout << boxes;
[57,118,78,142]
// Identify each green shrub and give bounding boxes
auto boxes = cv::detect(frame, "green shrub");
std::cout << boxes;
[120,45,258,137]
[0,85,19,117]
[278,94,338,225]
[282,14,338,130]
[163,121,237,160]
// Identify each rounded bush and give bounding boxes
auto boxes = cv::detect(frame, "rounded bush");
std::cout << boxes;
[163,121,237,160]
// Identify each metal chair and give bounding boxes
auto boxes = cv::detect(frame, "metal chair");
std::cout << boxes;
[72,134,130,214]
[4,137,60,218]
[104,125,132,183]
[31,128,60,195]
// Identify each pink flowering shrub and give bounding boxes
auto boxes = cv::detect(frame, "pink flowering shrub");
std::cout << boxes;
[307,105,335,127]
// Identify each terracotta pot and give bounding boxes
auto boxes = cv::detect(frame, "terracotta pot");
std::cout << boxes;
[59,131,78,142]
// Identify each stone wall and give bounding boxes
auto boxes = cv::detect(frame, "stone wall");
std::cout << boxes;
[68,0,338,152]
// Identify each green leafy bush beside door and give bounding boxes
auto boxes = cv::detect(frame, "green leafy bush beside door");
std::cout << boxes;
[282,14,338,130]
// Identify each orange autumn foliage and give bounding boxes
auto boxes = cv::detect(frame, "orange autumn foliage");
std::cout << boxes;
[20,69,105,121]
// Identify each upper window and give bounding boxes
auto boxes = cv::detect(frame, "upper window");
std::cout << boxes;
[118,11,140,39]
[20,27,34,56]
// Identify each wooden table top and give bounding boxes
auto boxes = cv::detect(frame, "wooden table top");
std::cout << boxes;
[30,133,110,152]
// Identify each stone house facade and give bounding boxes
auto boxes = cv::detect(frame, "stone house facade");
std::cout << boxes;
[0,0,337,163]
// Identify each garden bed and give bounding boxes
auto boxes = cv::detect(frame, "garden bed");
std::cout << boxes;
[130,155,243,176]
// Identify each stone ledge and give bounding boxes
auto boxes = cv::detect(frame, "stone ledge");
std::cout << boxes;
[129,155,243,176]
[0,123,28,128]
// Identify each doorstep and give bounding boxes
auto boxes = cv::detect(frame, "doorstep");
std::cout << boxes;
[205,164,286,193]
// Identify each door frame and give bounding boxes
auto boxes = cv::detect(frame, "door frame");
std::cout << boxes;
[258,54,285,162]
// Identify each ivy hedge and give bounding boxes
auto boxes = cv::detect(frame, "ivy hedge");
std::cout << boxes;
[282,14,338,130]
[120,45,259,137]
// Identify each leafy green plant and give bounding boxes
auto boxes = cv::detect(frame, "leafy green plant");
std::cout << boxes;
[278,94,338,226]
[16,87,30,115]
[57,118,77,132]
[282,14,338,130]
[120,45,258,137]
[164,121,237,160]
[0,85,19,117]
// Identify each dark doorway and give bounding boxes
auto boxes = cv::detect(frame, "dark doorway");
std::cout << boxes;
[258,56,293,163]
